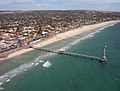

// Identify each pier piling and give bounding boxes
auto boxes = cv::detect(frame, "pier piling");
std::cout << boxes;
[30,45,107,63]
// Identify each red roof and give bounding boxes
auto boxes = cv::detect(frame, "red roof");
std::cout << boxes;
[0,32,5,35]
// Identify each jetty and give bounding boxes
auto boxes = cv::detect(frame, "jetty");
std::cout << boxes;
[30,45,107,63]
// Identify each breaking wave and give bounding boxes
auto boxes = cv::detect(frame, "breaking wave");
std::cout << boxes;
[0,55,48,88]
[59,29,100,51]
[59,22,118,51]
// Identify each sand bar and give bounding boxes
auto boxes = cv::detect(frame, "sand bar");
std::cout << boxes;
[0,21,119,62]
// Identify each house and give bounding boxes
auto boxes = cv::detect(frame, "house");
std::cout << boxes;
[41,31,48,37]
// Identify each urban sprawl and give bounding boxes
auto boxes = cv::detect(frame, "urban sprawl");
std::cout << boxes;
[0,10,120,58]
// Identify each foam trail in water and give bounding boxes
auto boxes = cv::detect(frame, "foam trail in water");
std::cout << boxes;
[0,54,49,87]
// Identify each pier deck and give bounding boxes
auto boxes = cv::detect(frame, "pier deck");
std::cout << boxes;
[30,46,107,63]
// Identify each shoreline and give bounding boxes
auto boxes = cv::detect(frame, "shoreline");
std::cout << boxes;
[0,21,119,62]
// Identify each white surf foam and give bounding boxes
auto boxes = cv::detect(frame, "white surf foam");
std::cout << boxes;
[98,22,118,31]
[59,22,118,51]
[58,31,98,51]
[35,63,39,66]
[0,55,47,86]
[109,22,118,27]
[10,74,16,79]
[0,82,3,86]
[23,69,27,72]
[6,79,10,82]
[39,60,44,63]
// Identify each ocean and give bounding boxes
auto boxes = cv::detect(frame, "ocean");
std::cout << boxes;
[0,22,120,91]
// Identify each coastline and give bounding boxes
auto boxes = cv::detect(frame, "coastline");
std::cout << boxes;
[0,21,119,62]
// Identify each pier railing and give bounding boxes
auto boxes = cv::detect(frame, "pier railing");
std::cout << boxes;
[30,45,107,63]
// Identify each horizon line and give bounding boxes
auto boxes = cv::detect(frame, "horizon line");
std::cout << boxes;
[0,9,120,12]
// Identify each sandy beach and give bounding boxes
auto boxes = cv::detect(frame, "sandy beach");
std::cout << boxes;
[0,21,119,62]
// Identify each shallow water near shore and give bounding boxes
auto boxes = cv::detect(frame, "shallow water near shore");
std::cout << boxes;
[0,22,120,91]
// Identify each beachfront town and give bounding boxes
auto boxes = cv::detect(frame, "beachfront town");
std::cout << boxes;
[0,10,120,57]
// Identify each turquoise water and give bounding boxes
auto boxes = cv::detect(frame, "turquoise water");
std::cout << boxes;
[0,23,120,91]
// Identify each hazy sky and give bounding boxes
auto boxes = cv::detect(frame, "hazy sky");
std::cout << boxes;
[0,0,120,11]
